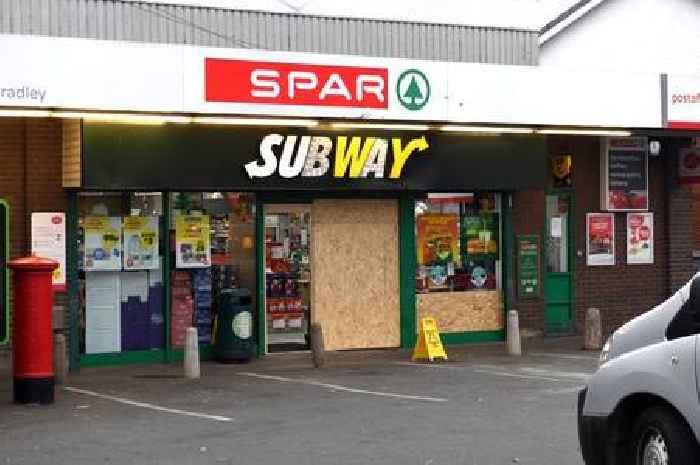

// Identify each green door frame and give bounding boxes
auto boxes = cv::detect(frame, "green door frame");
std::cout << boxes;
[543,191,576,335]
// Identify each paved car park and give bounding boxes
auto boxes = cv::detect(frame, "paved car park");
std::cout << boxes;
[0,343,598,465]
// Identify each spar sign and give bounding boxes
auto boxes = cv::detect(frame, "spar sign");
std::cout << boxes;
[206,58,389,109]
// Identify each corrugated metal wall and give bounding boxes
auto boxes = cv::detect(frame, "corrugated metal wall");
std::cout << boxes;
[0,0,538,65]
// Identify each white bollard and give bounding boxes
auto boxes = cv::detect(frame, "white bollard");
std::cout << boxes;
[184,327,200,379]
[507,310,522,356]
[584,307,602,350]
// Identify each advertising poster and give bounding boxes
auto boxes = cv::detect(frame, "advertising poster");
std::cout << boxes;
[517,235,540,299]
[83,216,122,271]
[462,214,499,256]
[175,214,211,268]
[627,213,654,265]
[416,213,460,291]
[31,213,67,290]
[602,137,649,211]
[123,216,159,270]
[586,213,615,266]
[678,147,700,185]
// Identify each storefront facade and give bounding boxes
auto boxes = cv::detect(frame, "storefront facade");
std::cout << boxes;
[1,33,695,368]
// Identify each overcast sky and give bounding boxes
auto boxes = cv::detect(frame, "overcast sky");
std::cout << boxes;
[125,0,584,30]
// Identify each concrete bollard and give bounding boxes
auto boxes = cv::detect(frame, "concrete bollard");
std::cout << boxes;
[184,327,200,379]
[53,333,68,385]
[507,310,522,356]
[310,323,325,369]
[584,307,602,350]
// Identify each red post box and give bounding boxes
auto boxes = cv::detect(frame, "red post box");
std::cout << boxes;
[8,256,58,404]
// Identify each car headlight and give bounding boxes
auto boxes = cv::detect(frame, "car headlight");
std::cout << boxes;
[599,335,613,366]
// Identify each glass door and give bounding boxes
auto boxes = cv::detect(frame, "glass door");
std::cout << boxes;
[264,204,312,352]
[544,193,574,334]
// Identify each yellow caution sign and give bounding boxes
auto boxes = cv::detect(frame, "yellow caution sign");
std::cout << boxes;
[412,317,448,362]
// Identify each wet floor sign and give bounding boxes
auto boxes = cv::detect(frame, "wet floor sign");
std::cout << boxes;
[412,317,448,362]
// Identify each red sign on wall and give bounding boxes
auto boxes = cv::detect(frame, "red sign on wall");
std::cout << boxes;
[205,58,388,109]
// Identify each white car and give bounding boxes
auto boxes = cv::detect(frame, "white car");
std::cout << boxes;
[578,274,700,465]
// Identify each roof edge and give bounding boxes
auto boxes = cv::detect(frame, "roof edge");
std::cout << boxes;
[539,0,607,44]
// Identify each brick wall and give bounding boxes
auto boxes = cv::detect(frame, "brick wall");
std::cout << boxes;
[511,189,545,333]
[560,136,670,337]
[0,117,67,344]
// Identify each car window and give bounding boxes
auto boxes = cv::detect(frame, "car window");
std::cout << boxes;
[666,276,700,340]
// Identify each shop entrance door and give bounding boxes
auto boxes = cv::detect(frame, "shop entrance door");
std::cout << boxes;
[263,204,312,352]
[544,193,574,335]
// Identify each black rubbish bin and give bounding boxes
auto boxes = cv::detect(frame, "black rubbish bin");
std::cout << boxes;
[214,288,255,363]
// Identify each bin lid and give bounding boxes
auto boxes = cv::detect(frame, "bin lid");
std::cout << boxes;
[8,255,59,271]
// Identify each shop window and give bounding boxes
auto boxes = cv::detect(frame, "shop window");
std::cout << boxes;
[415,193,501,294]
[78,192,165,355]
[169,192,256,350]
[78,191,256,357]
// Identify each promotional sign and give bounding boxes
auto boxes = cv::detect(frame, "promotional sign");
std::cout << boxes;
[601,137,649,211]
[411,317,448,362]
[83,216,122,271]
[627,213,654,265]
[175,215,211,268]
[667,75,700,129]
[462,214,500,257]
[586,213,615,266]
[30,212,67,290]
[678,146,700,184]
[416,213,460,291]
[83,124,548,191]
[122,216,159,270]
[517,235,540,299]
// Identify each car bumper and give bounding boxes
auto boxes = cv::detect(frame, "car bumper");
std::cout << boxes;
[578,388,610,465]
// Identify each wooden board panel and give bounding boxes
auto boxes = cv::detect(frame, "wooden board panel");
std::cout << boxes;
[417,291,503,333]
[311,199,400,350]
[62,119,81,188]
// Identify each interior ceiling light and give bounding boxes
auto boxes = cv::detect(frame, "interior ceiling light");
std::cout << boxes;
[191,117,318,127]
[439,125,535,134]
[0,109,52,117]
[537,129,632,137]
[329,122,430,131]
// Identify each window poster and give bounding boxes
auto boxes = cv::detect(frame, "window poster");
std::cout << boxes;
[462,213,499,257]
[586,213,615,266]
[31,212,66,290]
[416,213,460,291]
[83,216,123,271]
[123,216,159,270]
[627,213,654,265]
[602,137,649,211]
[175,214,211,268]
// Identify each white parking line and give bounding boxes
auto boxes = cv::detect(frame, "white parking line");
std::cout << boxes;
[396,362,581,383]
[518,366,590,380]
[529,352,599,361]
[64,387,233,422]
[238,372,448,403]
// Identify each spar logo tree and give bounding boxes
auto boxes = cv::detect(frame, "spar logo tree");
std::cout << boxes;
[397,69,430,111]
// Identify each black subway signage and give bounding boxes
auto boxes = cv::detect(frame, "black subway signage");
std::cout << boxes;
[244,134,429,179]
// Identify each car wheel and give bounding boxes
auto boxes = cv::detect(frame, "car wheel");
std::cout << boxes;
[631,406,698,465]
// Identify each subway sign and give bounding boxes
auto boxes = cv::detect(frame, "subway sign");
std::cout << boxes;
[244,134,429,179]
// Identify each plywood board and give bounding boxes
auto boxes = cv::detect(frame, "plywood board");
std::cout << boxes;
[417,291,503,333]
[311,199,400,350]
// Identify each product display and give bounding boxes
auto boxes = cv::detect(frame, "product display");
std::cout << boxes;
[265,211,311,350]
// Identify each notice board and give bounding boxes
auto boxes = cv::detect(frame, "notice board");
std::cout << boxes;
[517,235,540,299]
